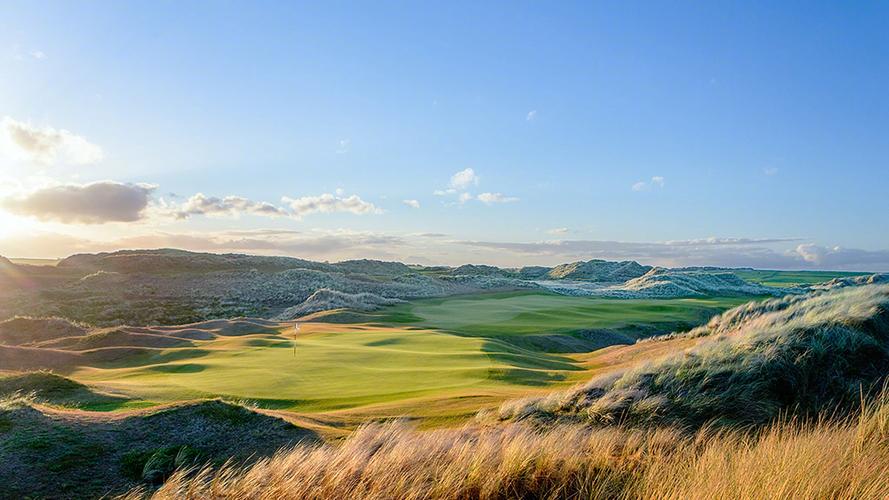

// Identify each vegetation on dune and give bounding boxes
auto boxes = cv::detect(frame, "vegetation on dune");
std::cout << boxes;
[127,392,889,500]
[0,397,319,498]
[495,285,889,428]
[0,371,131,409]
[0,316,88,346]
[4,249,848,326]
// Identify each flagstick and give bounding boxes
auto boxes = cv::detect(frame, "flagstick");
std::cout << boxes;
[293,323,300,357]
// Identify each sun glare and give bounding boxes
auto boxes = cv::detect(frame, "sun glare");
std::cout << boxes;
[0,211,34,238]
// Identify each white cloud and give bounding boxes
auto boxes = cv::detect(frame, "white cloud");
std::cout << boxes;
[1,117,104,165]
[336,139,350,154]
[449,168,479,190]
[30,50,46,60]
[403,199,420,209]
[547,227,569,235]
[526,110,537,121]
[435,169,517,206]
[764,167,779,176]
[282,192,382,219]
[477,192,519,204]
[632,176,665,192]
[786,244,889,269]
[174,194,289,219]
[1,181,155,224]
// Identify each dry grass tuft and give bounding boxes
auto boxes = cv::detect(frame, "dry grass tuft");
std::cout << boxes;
[128,392,889,500]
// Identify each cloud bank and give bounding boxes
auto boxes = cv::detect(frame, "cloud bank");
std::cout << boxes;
[1,181,155,224]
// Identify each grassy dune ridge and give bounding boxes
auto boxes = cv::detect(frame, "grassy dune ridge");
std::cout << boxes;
[496,285,889,427]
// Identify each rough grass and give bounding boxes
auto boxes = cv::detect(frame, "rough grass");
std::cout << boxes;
[0,398,319,498]
[0,316,88,346]
[0,371,131,409]
[127,391,889,500]
[495,285,889,428]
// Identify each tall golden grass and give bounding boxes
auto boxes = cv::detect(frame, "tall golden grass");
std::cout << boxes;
[128,392,888,500]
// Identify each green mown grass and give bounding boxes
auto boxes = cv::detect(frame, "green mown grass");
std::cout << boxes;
[734,269,869,287]
[374,291,753,337]
[67,292,755,418]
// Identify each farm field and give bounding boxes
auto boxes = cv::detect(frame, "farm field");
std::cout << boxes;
[63,292,758,422]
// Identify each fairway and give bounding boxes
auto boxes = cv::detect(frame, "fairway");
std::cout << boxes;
[66,292,757,419]
[70,323,585,414]
[377,291,755,337]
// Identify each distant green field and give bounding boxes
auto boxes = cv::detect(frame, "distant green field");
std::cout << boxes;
[70,291,756,417]
[734,269,868,287]
[375,291,754,338]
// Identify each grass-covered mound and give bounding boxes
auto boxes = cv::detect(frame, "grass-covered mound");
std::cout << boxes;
[0,398,319,499]
[496,285,889,427]
[40,328,196,350]
[0,371,129,409]
[0,316,87,346]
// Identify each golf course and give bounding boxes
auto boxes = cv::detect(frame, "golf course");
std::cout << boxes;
[58,291,760,423]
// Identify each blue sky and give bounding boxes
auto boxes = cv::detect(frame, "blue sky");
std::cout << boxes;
[0,1,887,269]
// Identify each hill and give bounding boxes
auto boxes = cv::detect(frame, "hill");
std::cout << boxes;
[0,249,869,326]
[0,396,319,499]
[3,249,537,326]
[0,371,129,408]
[275,288,404,319]
[537,268,788,298]
[0,317,88,346]
[543,259,652,281]
[495,284,889,427]
[604,268,787,297]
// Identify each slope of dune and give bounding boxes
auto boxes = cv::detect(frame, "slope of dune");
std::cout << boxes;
[545,259,652,281]
[538,268,788,298]
[0,371,128,408]
[0,317,87,346]
[0,398,320,498]
[275,288,405,319]
[38,328,196,350]
[496,284,889,427]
